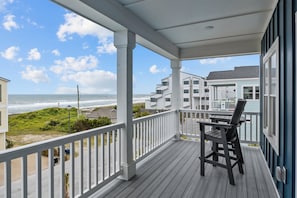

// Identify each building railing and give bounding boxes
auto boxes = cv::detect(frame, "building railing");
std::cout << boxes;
[211,99,236,110]
[0,123,124,198]
[132,110,177,162]
[179,109,260,144]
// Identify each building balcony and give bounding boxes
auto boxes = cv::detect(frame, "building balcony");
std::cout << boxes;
[0,110,277,197]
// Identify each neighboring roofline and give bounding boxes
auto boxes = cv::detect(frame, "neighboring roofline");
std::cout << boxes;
[0,77,10,82]
[207,77,259,84]
[207,65,259,80]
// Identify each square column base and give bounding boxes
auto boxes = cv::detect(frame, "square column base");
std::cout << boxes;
[119,161,136,181]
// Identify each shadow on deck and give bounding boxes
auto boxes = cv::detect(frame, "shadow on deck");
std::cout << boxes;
[91,140,278,198]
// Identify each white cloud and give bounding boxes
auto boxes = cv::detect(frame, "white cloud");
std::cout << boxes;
[51,49,60,56]
[1,46,19,60]
[57,13,115,55]
[97,42,116,54]
[149,64,167,74]
[0,0,14,13]
[50,55,98,74]
[57,13,112,42]
[149,65,160,74]
[21,65,49,83]
[27,48,41,60]
[3,14,19,31]
[58,70,117,94]
[199,57,232,64]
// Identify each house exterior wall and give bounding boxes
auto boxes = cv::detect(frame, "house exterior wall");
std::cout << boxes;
[208,78,260,112]
[0,78,9,150]
[261,0,296,197]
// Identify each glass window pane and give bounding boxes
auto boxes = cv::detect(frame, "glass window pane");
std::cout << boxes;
[193,80,199,84]
[243,86,253,99]
[270,52,277,95]
[264,96,268,128]
[270,97,276,136]
[264,61,269,94]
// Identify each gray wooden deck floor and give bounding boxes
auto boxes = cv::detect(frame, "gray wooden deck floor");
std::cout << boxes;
[92,140,279,198]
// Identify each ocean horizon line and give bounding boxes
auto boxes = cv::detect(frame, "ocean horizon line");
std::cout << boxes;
[8,94,150,115]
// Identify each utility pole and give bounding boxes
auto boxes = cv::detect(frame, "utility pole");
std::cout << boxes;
[77,85,80,118]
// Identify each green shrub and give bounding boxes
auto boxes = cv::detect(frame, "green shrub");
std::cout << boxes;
[134,111,150,118]
[72,117,111,132]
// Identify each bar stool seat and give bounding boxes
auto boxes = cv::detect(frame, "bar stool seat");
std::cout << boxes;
[198,99,247,185]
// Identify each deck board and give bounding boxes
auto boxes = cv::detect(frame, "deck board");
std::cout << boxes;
[91,140,279,198]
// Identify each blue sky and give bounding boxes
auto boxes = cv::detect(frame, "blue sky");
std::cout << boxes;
[0,0,260,95]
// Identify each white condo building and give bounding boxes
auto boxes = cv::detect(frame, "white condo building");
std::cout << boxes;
[146,66,259,112]
[0,77,9,150]
[145,72,210,110]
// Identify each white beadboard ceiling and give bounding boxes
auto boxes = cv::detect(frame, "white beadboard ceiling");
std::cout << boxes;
[52,0,278,59]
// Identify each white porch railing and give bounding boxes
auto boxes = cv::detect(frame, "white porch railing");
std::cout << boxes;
[0,109,259,197]
[0,111,178,197]
[0,123,124,198]
[132,110,177,162]
[179,109,260,144]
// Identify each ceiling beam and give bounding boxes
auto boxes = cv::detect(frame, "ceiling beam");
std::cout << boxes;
[180,38,260,60]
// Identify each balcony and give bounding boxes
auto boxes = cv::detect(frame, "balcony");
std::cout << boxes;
[91,141,277,198]
[0,110,277,197]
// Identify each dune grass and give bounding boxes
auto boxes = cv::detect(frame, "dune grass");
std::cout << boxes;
[8,107,78,136]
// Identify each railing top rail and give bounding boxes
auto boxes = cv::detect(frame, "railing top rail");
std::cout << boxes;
[179,109,259,115]
[133,109,176,124]
[0,122,125,162]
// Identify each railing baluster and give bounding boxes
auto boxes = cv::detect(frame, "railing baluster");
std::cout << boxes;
[87,137,91,190]
[22,156,27,197]
[60,144,65,198]
[107,131,111,177]
[5,160,11,198]
[36,151,42,198]
[113,130,116,175]
[94,135,98,184]
[79,139,83,195]
[48,148,54,198]
[132,124,136,160]
[70,141,75,197]
[101,133,105,181]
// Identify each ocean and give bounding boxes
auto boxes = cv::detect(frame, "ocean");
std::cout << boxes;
[8,94,149,115]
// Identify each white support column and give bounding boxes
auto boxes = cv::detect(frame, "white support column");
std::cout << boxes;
[114,30,136,180]
[171,59,181,140]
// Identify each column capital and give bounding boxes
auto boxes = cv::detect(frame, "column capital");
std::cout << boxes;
[170,59,181,69]
[114,30,136,49]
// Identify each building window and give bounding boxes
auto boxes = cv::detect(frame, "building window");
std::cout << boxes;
[165,98,170,102]
[184,89,189,93]
[243,86,260,100]
[150,98,157,102]
[184,80,189,85]
[263,37,279,155]
[204,82,207,86]
[204,88,209,93]
[243,86,253,99]
[183,98,189,102]
[156,90,163,94]
[193,89,199,93]
[162,81,168,86]
[193,80,199,85]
